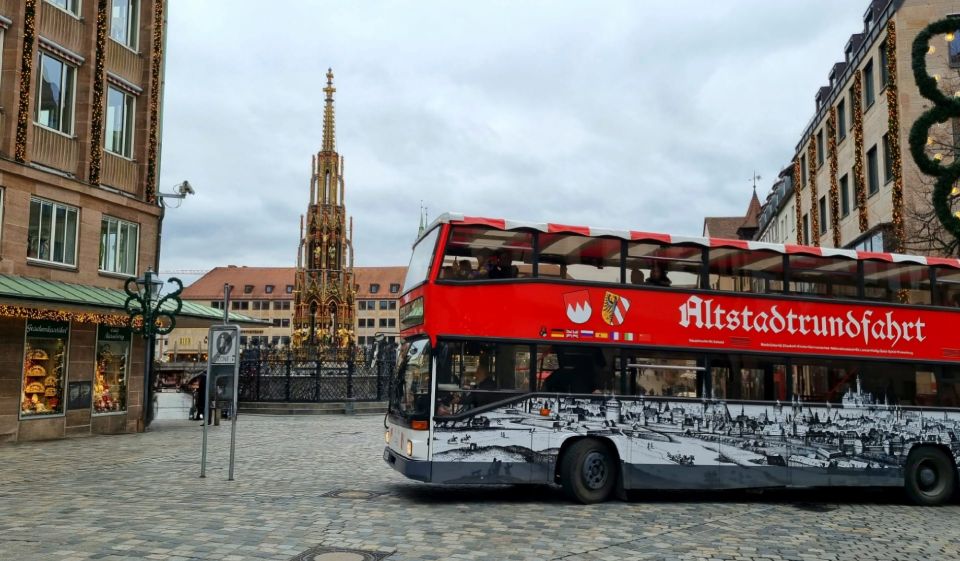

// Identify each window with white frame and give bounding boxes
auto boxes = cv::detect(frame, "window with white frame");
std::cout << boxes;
[36,52,76,135]
[111,0,139,49]
[105,86,134,157]
[99,216,139,275]
[28,198,79,266]
[46,0,81,16]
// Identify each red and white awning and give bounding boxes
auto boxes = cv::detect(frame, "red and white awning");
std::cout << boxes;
[422,212,960,270]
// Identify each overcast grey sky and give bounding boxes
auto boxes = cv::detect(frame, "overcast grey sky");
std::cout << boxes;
[156,0,867,275]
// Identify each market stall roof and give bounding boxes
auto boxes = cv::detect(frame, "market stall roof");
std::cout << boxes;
[0,274,268,327]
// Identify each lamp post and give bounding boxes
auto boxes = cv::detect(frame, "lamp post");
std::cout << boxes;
[124,268,183,429]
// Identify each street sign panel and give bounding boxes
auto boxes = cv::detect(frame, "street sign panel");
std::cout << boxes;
[209,325,239,364]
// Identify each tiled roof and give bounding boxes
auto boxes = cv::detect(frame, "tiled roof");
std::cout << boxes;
[0,274,264,325]
[182,266,409,301]
[739,191,763,231]
[354,267,407,298]
[182,267,295,300]
[702,216,744,239]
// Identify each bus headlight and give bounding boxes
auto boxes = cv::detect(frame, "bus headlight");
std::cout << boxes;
[385,429,391,444]
[406,440,413,457]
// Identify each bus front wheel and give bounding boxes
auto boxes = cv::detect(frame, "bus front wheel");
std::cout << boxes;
[560,439,618,504]
[905,447,956,506]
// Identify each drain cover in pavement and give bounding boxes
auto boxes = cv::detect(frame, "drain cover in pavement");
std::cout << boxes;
[290,546,392,561]
[319,489,385,500]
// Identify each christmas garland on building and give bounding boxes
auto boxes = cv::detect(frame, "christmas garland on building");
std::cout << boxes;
[793,157,803,244]
[88,0,109,185]
[852,72,869,232]
[908,18,960,243]
[886,20,906,254]
[0,305,132,327]
[14,0,37,163]
[807,141,820,246]
[144,0,166,203]
[828,107,841,246]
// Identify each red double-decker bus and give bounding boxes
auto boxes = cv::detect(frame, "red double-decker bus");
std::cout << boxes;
[384,213,960,504]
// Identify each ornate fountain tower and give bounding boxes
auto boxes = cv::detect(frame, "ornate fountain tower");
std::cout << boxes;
[293,69,356,349]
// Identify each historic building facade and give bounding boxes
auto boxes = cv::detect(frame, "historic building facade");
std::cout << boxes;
[0,0,171,441]
[162,266,407,356]
[292,69,356,348]
[756,0,960,254]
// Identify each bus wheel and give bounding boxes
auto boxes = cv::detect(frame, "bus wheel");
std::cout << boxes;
[560,439,618,504]
[905,447,956,506]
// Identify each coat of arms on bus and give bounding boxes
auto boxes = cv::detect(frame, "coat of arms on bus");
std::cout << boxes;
[601,291,630,326]
[563,290,592,324]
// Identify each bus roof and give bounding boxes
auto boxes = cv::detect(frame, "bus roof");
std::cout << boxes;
[420,212,960,270]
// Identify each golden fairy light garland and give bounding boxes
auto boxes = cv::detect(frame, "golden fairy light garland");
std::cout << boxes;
[144,0,165,203]
[808,141,820,246]
[886,20,905,254]
[14,0,37,163]
[853,73,869,232]
[0,305,132,327]
[793,157,803,244]
[88,0,109,185]
[828,107,841,246]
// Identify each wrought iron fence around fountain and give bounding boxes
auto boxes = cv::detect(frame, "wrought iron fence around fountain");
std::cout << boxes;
[238,346,396,403]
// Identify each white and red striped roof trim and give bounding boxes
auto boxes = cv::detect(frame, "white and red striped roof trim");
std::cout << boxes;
[422,212,960,270]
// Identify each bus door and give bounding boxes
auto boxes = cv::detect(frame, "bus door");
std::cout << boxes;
[709,354,791,489]
[434,341,537,483]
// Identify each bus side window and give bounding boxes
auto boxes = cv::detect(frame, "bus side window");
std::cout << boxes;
[706,248,784,295]
[862,262,931,305]
[938,368,960,407]
[935,267,960,307]
[628,352,699,398]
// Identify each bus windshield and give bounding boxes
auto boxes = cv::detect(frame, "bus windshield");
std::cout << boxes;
[402,227,440,293]
[393,338,431,418]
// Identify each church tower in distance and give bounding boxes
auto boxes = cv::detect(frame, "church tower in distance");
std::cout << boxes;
[293,69,356,349]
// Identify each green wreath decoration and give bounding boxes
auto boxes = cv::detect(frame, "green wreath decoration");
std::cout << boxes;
[908,18,960,242]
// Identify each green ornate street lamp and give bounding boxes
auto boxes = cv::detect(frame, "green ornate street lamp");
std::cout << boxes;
[124,269,183,428]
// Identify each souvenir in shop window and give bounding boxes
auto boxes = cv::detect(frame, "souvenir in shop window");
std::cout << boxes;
[20,320,69,417]
[94,326,130,414]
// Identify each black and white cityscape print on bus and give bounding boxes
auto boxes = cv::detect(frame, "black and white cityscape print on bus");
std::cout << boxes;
[431,377,960,485]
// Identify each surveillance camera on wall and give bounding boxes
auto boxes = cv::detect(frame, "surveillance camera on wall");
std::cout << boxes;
[179,181,195,195]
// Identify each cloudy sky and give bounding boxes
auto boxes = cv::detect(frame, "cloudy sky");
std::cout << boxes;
[157,1,867,276]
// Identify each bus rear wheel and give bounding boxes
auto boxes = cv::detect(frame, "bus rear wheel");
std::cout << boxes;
[560,439,618,504]
[905,447,956,506]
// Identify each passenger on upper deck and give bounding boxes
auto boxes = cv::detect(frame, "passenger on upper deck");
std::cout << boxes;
[630,267,645,284]
[646,261,672,287]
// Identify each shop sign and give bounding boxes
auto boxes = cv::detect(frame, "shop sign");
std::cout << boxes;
[97,325,131,342]
[26,319,69,339]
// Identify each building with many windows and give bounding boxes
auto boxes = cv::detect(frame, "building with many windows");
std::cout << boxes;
[160,265,407,358]
[0,0,241,442]
[755,0,960,254]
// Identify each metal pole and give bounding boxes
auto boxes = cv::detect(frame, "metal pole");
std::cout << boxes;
[200,368,209,478]
[227,292,238,481]
[147,331,156,426]
[228,367,239,481]
[143,329,153,429]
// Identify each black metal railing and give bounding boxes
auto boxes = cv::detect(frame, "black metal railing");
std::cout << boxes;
[238,345,396,403]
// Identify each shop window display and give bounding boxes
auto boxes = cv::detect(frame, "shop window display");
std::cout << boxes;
[21,320,69,417]
[94,326,130,414]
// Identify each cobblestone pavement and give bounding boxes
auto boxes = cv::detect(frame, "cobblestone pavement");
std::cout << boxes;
[1,415,958,561]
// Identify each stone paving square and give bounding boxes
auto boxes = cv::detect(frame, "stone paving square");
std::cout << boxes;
[1,415,958,561]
